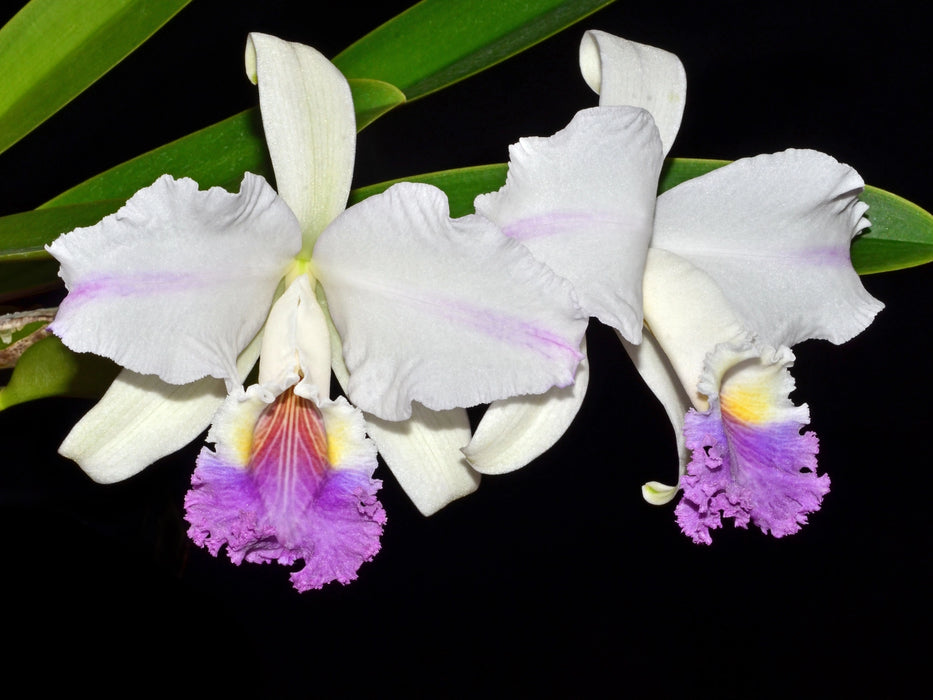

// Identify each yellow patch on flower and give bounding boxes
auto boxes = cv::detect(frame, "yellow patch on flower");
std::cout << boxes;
[720,380,775,424]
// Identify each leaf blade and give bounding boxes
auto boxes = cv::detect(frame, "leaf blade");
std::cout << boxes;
[0,0,192,156]
[334,0,618,100]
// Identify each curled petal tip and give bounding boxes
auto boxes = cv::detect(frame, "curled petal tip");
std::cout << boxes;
[642,480,679,505]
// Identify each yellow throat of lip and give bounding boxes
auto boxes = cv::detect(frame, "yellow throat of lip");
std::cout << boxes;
[720,383,774,424]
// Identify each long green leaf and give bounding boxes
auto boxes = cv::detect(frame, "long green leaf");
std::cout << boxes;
[0,0,192,157]
[334,0,617,100]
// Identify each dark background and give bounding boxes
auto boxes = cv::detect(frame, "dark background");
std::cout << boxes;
[2,1,930,696]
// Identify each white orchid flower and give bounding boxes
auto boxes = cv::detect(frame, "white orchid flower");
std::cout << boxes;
[464,31,882,542]
[47,34,587,588]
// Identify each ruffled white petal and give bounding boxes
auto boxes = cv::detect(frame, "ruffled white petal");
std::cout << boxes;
[654,149,884,347]
[641,248,748,411]
[246,33,356,250]
[47,173,299,389]
[619,329,690,504]
[579,31,686,157]
[474,106,662,342]
[59,333,263,483]
[314,182,588,421]
[258,274,332,399]
[463,339,589,475]
[364,404,479,517]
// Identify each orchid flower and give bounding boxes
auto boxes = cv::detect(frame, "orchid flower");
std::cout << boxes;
[463,31,882,542]
[46,34,587,588]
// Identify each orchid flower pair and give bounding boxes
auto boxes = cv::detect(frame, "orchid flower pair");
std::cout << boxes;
[452,31,882,543]
[47,34,587,589]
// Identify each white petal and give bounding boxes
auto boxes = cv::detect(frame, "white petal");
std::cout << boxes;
[474,106,662,342]
[642,249,748,410]
[619,329,690,504]
[258,274,332,397]
[246,33,356,249]
[463,339,589,475]
[59,333,263,483]
[579,31,686,156]
[314,182,588,421]
[364,404,479,516]
[654,149,884,346]
[47,174,299,389]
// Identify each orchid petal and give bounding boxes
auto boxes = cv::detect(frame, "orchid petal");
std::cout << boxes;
[654,149,884,347]
[641,248,748,411]
[365,404,479,517]
[463,338,589,475]
[47,173,299,389]
[323,312,478,517]
[619,329,689,504]
[314,182,588,421]
[474,106,662,342]
[246,33,355,250]
[579,31,686,156]
[258,274,332,398]
[59,332,263,483]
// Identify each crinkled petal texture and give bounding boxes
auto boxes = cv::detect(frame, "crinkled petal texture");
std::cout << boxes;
[578,30,686,156]
[246,33,355,249]
[185,378,384,591]
[654,149,883,347]
[675,342,829,544]
[474,106,663,343]
[314,182,588,421]
[47,173,300,389]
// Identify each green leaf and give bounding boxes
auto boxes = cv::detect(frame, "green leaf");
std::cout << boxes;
[850,188,933,274]
[41,109,272,208]
[334,0,618,100]
[0,335,118,411]
[0,0,192,157]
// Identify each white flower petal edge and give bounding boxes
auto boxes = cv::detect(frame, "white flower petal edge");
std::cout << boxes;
[654,149,884,347]
[365,406,479,516]
[246,32,355,250]
[314,181,588,422]
[463,339,590,475]
[579,30,686,157]
[322,307,480,516]
[474,106,663,343]
[47,173,300,391]
[59,332,263,483]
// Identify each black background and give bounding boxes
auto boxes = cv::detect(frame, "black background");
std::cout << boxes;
[1,1,930,696]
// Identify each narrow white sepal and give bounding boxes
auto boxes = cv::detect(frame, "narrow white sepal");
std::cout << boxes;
[620,328,691,500]
[364,404,479,517]
[579,30,686,157]
[59,333,263,483]
[464,339,589,475]
[246,32,356,249]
